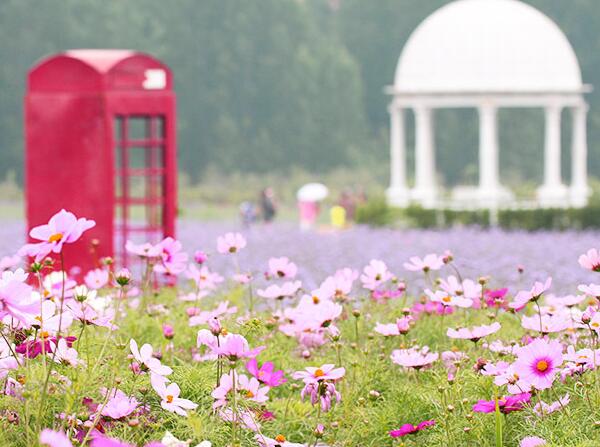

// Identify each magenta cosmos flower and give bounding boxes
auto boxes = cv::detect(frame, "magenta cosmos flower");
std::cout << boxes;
[579,248,600,272]
[447,322,501,342]
[154,237,188,275]
[513,338,563,390]
[246,358,287,387]
[292,364,345,384]
[473,392,531,414]
[19,209,95,261]
[216,232,246,254]
[389,419,435,438]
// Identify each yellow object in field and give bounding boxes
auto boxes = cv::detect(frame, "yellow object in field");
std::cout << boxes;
[330,205,346,229]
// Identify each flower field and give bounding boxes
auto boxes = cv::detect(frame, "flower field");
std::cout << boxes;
[1,211,600,446]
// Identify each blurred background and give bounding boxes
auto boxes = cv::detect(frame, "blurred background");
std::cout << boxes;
[1,0,599,226]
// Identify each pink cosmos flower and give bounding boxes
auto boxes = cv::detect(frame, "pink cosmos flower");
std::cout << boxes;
[510,278,552,310]
[255,434,305,447]
[257,281,302,300]
[403,254,444,272]
[40,429,73,447]
[439,275,482,301]
[212,371,270,409]
[150,374,198,417]
[579,248,600,272]
[446,322,501,342]
[292,364,345,384]
[473,393,531,414]
[84,268,109,290]
[188,300,236,326]
[246,358,287,387]
[129,339,172,376]
[513,338,563,390]
[300,380,341,412]
[545,294,585,308]
[391,346,438,370]
[533,394,569,416]
[32,299,74,335]
[520,436,547,447]
[49,338,82,367]
[0,255,20,272]
[211,333,265,361]
[268,257,298,279]
[0,277,37,324]
[521,313,569,334]
[375,316,413,336]
[389,419,435,438]
[485,288,509,308]
[360,260,392,290]
[19,209,96,261]
[216,232,246,254]
[186,264,224,291]
[578,283,600,299]
[125,241,161,259]
[426,289,472,308]
[154,237,188,275]
[100,388,140,419]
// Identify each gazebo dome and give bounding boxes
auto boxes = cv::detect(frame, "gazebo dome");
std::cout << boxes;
[394,0,583,93]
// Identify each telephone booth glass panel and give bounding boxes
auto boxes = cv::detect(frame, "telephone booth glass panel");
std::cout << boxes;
[114,115,167,266]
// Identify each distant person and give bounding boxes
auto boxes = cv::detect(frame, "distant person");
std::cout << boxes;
[240,201,257,228]
[298,200,320,231]
[339,190,356,222]
[330,204,346,229]
[260,187,277,223]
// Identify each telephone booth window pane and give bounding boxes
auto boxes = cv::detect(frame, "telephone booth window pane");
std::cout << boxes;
[128,117,148,140]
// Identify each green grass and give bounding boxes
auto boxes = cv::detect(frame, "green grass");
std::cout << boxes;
[4,283,600,447]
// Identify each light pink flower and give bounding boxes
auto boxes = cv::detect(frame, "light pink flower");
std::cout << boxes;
[510,278,552,310]
[84,268,109,290]
[578,283,600,298]
[426,289,472,308]
[100,388,140,419]
[579,248,600,272]
[154,237,188,275]
[257,281,301,300]
[19,210,96,261]
[211,333,264,361]
[520,436,547,447]
[533,394,569,416]
[188,301,237,327]
[211,371,270,409]
[391,346,438,370]
[0,277,37,324]
[40,429,73,447]
[360,260,392,290]
[292,364,345,384]
[521,313,569,334]
[125,241,161,259]
[151,375,198,417]
[403,254,444,272]
[255,434,305,447]
[216,232,246,254]
[268,257,298,279]
[446,322,501,342]
[0,255,20,272]
[49,338,81,367]
[513,338,563,390]
[129,339,172,376]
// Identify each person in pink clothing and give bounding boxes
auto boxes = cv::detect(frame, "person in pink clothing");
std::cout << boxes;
[298,200,320,230]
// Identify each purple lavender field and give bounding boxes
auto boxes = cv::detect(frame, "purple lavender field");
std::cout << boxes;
[4,218,595,295]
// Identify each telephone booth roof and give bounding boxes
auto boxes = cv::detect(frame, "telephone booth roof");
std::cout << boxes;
[28,49,173,92]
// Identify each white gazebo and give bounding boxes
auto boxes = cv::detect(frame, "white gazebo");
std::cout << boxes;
[386,0,591,209]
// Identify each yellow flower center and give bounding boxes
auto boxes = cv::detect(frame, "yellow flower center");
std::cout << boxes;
[442,296,452,303]
[166,395,173,403]
[275,435,286,442]
[536,360,549,372]
[314,369,325,378]
[35,316,42,322]
[312,296,320,304]
[245,390,255,398]
[48,233,63,243]
[40,331,50,339]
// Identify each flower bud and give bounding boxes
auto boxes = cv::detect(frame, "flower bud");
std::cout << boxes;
[162,323,175,340]
[194,250,208,264]
[115,268,131,286]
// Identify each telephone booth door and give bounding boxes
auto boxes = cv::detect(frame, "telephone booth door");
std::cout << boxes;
[114,114,169,266]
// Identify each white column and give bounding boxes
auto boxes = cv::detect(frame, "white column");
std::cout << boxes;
[537,104,567,206]
[386,103,409,206]
[412,105,436,207]
[478,103,499,195]
[570,103,589,207]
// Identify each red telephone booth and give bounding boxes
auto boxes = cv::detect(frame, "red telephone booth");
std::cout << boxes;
[25,49,177,272]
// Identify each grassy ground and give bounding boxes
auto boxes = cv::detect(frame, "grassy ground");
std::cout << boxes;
[3,281,598,447]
